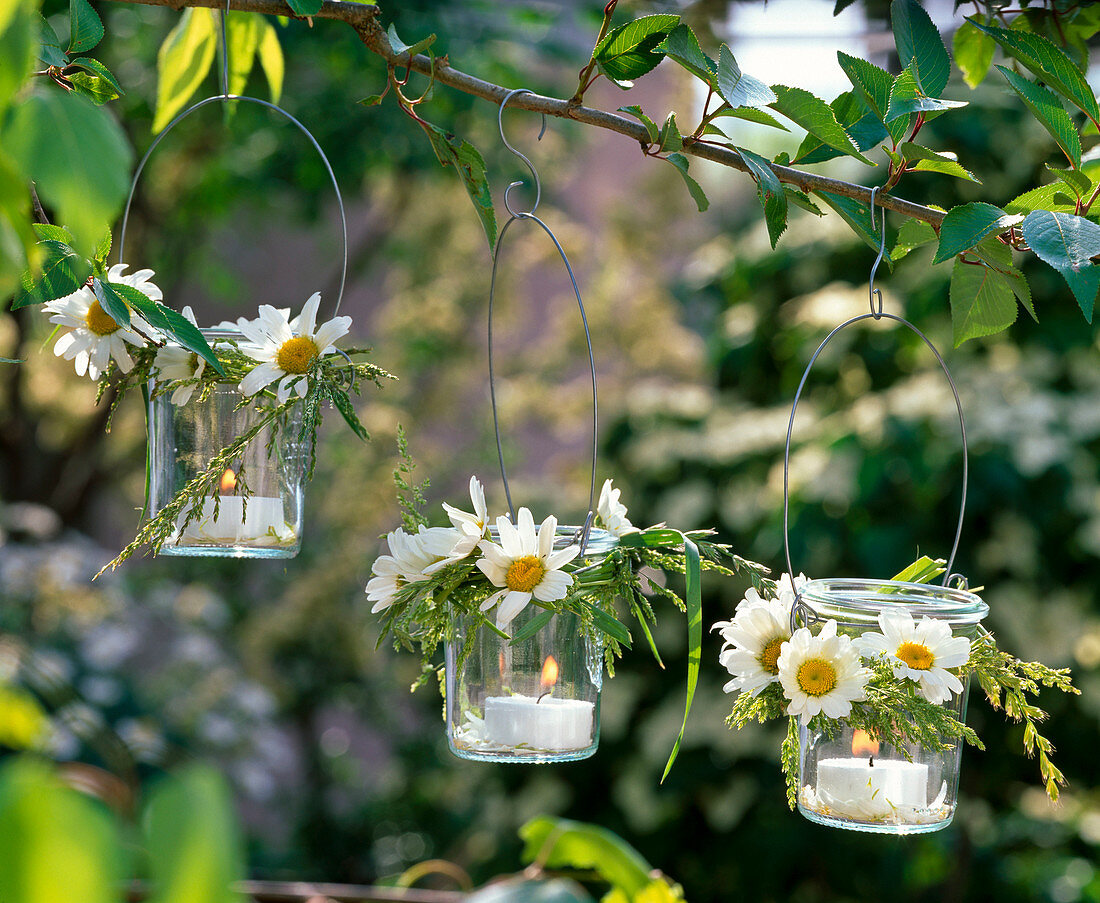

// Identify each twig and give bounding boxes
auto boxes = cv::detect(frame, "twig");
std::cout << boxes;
[98,0,946,228]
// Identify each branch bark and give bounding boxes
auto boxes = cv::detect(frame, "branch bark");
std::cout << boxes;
[99,0,946,228]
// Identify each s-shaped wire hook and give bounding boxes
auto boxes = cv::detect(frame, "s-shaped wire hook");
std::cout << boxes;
[497,88,548,218]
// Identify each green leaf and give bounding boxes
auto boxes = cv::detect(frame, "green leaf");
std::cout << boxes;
[771,85,871,164]
[655,23,714,84]
[971,237,1035,321]
[153,8,216,134]
[891,0,949,96]
[284,0,322,16]
[892,217,937,259]
[836,51,893,123]
[0,0,37,113]
[519,817,651,897]
[330,387,369,440]
[657,111,681,152]
[954,19,994,89]
[662,535,701,782]
[950,256,1020,345]
[795,90,886,165]
[716,44,775,110]
[38,14,67,68]
[974,21,1100,124]
[0,758,122,903]
[115,282,224,374]
[95,226,111,263]
[995,66,1081,169]
[67,0,102,54]
[1005,183,1079,215]
[1021,209,1100,320]
[422,122,496,250]
[12,238,88,308]
[933,202,1021,263]
[385,24,435,59]
[91,276,131,328]
[886,65,967,121]
[593,14,679,86]
[665,153,708,212]
[509,608,555,644]
[737,146,787,247]
[67,57,123,105]
[1047,164,1092,199]
[784,186,824,216]
[901,143,979,182]
[224,12,261,96]
[68,57,123,95]
[711,105,789,131]
[3,91,133,254]
[816,191,894,264]
[618,104,659,143]
[256,20,283,103]
[890,555,947,585]
[145,765,245,903]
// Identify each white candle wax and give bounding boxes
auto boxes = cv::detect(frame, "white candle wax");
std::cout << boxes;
[483,695,594,751]
[178,496,290,544]
[815,757,929,817]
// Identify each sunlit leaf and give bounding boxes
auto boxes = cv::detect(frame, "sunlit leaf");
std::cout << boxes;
[153,8,216,134]
[593,14,679,86]
[421,122,496,250]
[954,19,994,89]
[933,202,1021,263]
[1021,209,1100,320]
[901,143,979,183]
[520,817,652,897]
[716,44,775,110]
[256,21,283,103]
[655,23,714,83]
[885,66,967,121]
[772,85,872,164]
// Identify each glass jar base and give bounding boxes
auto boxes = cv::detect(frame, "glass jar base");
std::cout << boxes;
[160,542,300,559]
[449,740,598,765]
[797,802,954,835]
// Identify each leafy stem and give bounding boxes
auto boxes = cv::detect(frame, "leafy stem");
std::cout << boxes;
[571,0,618,105]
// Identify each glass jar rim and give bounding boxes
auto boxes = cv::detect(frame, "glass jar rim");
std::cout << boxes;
[798,577,988,626]
[487,523,619,555]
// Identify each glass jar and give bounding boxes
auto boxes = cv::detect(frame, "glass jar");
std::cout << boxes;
[444,526,618,763]
[146,330,305,558]
[793,578,988,834]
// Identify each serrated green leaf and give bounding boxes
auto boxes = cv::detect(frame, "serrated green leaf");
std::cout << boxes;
[950,257,1019,345]
[716,44,775,110]
[593,14,679,85]
[285,0,322,16]
[32,223,73,243]
[934,202,1021,263]
[816,191,894,263]
[119,285,224,374]
[618,104,658,142]
[1021,209,1100,319]
[954,19,994,89]
[655,22,714,84]
[657,111,682,152]
[38,14,67,68]
[795,90,886,164]
[67,65,121,105]
[665,152,708,213]
[700,122,728,139]
[892,0,949,97]
[68,57,122,94]
[256,20,282,103]
[970,237,1035,320]
[359,94,384,107]
[1046,164,1091,199]
[91,276,131,328]
[784,186,824,216]
[901,143,979,182]
[153,8,216,134]
[892,217,937,259]
[974,21,1100,124]
[386,24,435,59]
[422,122,496,250]
[995,66,1081,169]
[330,387,369,440]
[886,66,968,121]
[738,146,786,247]
[836,50,893,123]
[67,0,102,54]
[3,91,132,254]
[1005,183,1079,215]
[12,239,88,308]
[711,105,789,131]
[771,85,872,164]
[95,228,111,263]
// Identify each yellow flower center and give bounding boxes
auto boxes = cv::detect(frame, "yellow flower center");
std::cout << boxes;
[276,336,319,374]
[796,658,838,697]
[896,641,934,670]
[85,300,121,336]
[504,555,546,593]
[759,637,785,675]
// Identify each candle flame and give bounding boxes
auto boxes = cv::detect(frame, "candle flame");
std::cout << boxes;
[540,655,559,691]
[851,729,879,757]
[219,468,237,495]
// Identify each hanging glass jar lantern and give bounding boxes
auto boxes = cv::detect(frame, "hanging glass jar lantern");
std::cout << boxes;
[445,526,615,763]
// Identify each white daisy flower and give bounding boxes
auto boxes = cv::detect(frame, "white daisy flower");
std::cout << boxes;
[475,508,580,629]
[714,596,791,697]
[236,293,352,403]
[442,476,491,559]
[154,306,205,405]
[855,609,971,704]
[734,572,807,615]
[778,620,871,725]
[365,525,462,613]
[44,264,161,380]
[596,478,639,537]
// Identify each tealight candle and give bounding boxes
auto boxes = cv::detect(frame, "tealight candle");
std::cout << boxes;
[815,756,929,817]
[176,468,291,545]
[482,695,594,751]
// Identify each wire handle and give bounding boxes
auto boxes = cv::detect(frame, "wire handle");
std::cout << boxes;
[117,0,348,318]
[782,193,969,594]
[488,89,598,552]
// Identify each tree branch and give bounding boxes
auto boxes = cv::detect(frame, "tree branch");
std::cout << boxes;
[99,0,945,229]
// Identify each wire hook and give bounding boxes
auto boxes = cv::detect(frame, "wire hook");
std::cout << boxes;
[498,88,547,217]
[868,185,887,319]
[219,0,231,99]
